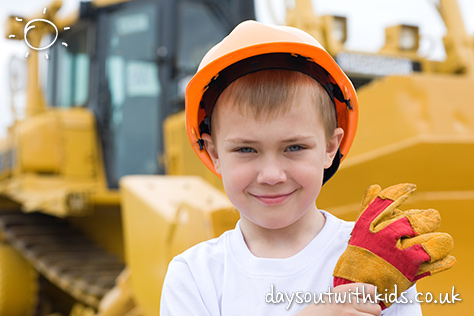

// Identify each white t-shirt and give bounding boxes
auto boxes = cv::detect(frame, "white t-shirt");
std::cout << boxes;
[160,210,422,316]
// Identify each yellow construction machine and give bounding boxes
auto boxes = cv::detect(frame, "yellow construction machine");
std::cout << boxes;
[0,0,472,315]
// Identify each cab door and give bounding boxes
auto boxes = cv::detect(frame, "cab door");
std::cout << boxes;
[96,0,162,188]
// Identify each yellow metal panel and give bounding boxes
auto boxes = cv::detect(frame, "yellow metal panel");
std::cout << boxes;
[348,74,474,159]
[15,107,101,177]
[69,205,124,260]
[58,108,99,178]
[415,197,473,315]
[0,244,38,316]
[120,175,235,316]
[16,112,61,173]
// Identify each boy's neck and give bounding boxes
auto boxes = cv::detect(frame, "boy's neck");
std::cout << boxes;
[239,207,325,259]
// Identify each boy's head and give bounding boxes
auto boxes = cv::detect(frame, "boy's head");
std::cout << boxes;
[185,20,358,184]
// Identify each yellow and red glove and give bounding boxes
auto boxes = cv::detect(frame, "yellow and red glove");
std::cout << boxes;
[333,183,456,308]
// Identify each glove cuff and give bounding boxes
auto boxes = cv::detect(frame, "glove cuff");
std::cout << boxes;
[333,245,412,308]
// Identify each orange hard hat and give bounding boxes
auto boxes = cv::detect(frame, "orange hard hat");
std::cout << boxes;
[185,20,358,183]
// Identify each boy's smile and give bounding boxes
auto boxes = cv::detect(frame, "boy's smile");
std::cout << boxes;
[203,91,343,238]
[249,190,296,205]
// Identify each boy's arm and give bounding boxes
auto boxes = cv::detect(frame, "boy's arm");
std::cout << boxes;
[160,257,214,316]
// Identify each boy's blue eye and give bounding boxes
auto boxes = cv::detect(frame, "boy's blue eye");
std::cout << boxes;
[286,145,304,152]
[237,147,255,153]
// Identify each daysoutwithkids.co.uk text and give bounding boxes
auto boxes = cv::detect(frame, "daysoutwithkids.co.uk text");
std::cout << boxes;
[265,284,461,310]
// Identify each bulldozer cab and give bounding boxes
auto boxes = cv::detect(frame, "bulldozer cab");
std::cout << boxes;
[43,0,253,189]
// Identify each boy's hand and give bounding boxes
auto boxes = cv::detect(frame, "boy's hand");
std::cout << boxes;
[297,283,381,316]
[333,183,456,308]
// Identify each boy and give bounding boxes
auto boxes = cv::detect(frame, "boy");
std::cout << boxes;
[161,20,429,315]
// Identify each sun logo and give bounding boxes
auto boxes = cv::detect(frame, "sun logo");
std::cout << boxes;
[9,7,70,59]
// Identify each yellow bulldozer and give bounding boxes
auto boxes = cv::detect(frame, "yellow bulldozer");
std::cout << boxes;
[0,0,472,315]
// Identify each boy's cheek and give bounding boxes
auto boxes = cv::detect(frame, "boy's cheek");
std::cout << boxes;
[221,164,250,187]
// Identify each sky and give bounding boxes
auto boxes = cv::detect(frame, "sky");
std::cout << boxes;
[1,0,474,138]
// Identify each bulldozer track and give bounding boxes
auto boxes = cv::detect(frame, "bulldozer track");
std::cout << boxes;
[0,211,124,308]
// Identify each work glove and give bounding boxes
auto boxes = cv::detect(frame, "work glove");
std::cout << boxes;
[333,183,456,308]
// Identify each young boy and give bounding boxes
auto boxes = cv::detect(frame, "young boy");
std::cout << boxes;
[160,20,423,315]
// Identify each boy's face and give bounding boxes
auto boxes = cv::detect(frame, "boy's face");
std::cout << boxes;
[203,92,343,230]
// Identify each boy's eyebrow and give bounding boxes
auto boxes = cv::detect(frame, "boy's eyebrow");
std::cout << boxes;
[224,136,314,144]
[224,138,259,145]
[281,136,314,143]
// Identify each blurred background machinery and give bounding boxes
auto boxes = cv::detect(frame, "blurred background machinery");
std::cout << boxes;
[0,0,472,315]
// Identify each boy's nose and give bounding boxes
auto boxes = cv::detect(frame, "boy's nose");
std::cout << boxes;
[256,159,287,185]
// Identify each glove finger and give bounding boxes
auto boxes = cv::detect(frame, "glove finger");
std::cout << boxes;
[357,184,414,227]
[375,208,440,234]
[369,184,417,232]
[378,183,417,208]
[359,184,382,214]
[370,208,409,232]
[415,255,456,281]
[399,232,454,262]
[405,208,440,234]
[368,208,408,232]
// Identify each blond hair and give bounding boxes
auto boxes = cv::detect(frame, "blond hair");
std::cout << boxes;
[211,69,337,142]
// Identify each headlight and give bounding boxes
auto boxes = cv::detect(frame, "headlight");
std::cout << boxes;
[399,25,419,51]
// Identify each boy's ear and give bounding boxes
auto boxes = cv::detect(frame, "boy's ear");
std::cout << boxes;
[201,133,221,175]
[324,127,344,169]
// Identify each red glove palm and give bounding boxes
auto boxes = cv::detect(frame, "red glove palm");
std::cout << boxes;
[333,183,455,308]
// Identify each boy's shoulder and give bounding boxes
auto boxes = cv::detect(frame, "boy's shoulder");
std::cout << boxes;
[322,209,354,227]
[172,226,234,266]
[320,210,355,238]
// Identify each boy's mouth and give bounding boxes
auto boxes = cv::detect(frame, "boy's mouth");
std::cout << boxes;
[250,191,295,205]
